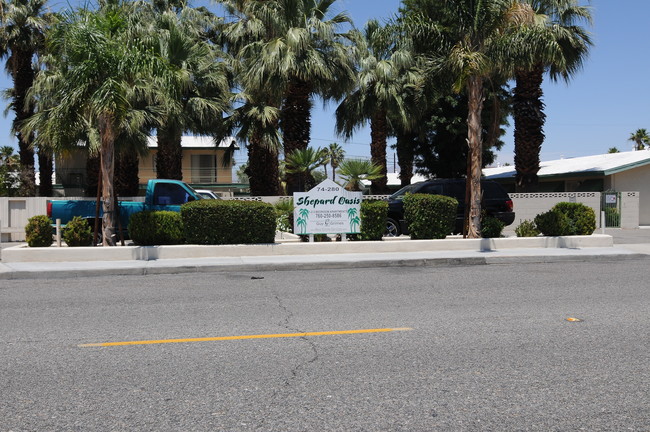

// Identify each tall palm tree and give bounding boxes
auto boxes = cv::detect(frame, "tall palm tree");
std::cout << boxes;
[628,128,650,151]
[140,4,231,180]
[0,0,52,196]
[224,0,358,194]
[401,0,522,238]
[221,0,285,196]
[25,4,163,245]
[336,20,418,195]
[325,142,345,180]
[512,0,592,192]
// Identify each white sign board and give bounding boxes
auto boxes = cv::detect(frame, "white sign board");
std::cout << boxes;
[293,179,362,234]
[605,194,617,204]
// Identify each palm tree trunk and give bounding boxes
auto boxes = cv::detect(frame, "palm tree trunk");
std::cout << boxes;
[156,128,183,180]
[466,76,484,239]
[396,131,415,187]
[246,137,283,196]
[11,51,36,192]
[514,63,545,192]
[115,149,140,196]
[281,78,312,194]
[370,110,388,194]
[98,113,116,246]
[37,149,53,197]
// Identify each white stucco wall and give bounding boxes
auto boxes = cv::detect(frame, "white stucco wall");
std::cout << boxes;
[609,166,650,225]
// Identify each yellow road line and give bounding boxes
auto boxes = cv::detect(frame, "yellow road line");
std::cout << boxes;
[79,327,413,347]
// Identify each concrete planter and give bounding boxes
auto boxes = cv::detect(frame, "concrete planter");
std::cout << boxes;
[2,235,613,263]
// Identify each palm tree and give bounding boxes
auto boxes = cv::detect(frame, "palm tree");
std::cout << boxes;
[325,142,345,181]
[401,0,522,238]
[628,129,650,151]
[0,0,52,196]
[284,147,327,191]
[336,20,419,195]
[225,0,358,194]
[512,0,592,192]
[141,4,231,180]
[337,159,383,192]
[25,4,163,245]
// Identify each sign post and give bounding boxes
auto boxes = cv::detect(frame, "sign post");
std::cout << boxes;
[293,179,362,239]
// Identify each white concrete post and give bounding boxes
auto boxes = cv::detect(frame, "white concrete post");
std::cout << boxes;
[601,211,606,234]
[56,219,62,247]
[341,233,347,242]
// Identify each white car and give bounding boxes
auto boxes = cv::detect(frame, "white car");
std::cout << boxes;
[195,189,221,200]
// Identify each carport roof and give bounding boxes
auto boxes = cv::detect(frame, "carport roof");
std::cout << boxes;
[484,150,650,180]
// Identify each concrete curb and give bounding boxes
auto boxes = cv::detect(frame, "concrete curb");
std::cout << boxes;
[1,248,648,280]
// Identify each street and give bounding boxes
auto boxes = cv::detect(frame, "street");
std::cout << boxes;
[1,259,649,431]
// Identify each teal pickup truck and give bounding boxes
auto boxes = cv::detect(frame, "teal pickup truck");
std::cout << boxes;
[47,179,202,235]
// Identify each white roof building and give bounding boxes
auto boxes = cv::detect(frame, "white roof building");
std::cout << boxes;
[484,150,650,225]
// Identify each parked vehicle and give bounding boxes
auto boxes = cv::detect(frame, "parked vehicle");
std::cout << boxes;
[194,189,221,200]
[386,179,515,236]
[47,179,202,236]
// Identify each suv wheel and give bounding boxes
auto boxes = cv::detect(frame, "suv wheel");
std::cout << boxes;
[385,218,401,237]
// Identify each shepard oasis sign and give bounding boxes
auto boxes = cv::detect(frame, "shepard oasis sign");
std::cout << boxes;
[293,179,362,235]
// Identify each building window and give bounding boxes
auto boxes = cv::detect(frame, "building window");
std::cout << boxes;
[191,154,217,183]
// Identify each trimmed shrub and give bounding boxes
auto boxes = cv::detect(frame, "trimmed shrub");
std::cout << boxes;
[63,216,93,246]
[403,193,457,240]
[129,211,184,245]
[349,200,388,241]
[25,215,53,247]
[534,209,570,236]
[481,215,505,238]
[552,202,596,235]
[515,219,540,237]
[181,199,276,245]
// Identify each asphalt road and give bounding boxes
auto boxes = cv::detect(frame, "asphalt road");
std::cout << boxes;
[1,260,649,431]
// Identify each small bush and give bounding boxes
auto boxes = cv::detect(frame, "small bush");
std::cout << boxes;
[534,209,570,236]
[552,202,596,235]
[129,211,184,245]
[63,216,93,246]
[403,193,457,240]
[182,199,276,245]
[515,219,540,237]
[25,215,53,247]
[274,199,293,233]
[481,215,505,238]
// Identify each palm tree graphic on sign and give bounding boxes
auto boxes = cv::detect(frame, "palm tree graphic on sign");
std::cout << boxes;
[296,208,310,234]
[347,208,360,232]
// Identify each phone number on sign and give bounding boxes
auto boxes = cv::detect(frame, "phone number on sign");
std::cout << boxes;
[314,212,343,219]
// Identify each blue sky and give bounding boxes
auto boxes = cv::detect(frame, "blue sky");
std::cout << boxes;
[1,1,647,171]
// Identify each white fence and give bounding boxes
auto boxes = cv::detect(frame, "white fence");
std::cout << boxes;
[1,192,641,242]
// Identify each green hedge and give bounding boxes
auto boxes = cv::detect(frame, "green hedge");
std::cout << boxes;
[129,211,184,245]
[63,216,93,246]
[349,200,388,241]
[534,202,596,236]
[181,199,276,245]
[25,215,53,247]
[553,202,596,235]
[403,193,457,239]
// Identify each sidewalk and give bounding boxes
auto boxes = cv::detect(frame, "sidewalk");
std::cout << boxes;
[1,234,649,280]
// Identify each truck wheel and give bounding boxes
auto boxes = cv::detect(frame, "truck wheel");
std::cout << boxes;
[385,218,401,237]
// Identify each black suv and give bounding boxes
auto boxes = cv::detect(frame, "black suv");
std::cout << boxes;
[386,179,515,236]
